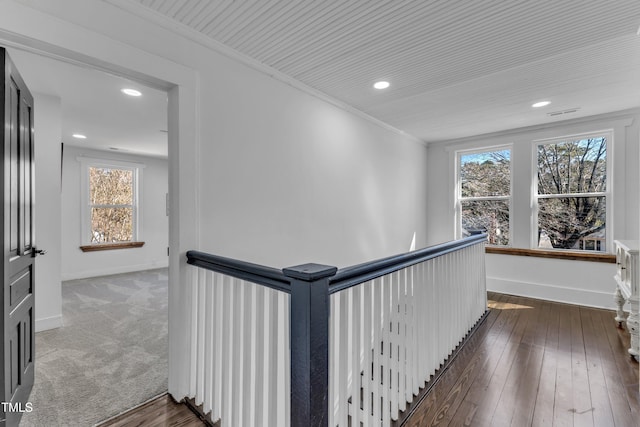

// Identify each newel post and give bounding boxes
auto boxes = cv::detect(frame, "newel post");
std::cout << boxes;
[283,263,338,427]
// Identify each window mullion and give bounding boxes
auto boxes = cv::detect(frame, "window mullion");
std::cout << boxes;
[536,192,607,199]
[90,204,135,209]
[460,195,510,202]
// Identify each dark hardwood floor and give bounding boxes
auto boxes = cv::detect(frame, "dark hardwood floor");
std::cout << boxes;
[403,292,640,427]
[96,393,206,427]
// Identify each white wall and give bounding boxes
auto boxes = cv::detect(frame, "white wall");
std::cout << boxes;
[427,110,640,309]
[196,67,428,268]
[34,93,62,331]
[0,0,200,399]
[0,0,429,399]
[15,0,429,269]
[61,146,168,280]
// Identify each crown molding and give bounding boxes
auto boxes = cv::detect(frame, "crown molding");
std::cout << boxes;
[440,108,639,151]
[104,0,426,147]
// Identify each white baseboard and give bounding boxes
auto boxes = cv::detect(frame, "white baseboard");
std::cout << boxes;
[487,277,617,311]
[61,262,169,281]
[35,314,63,332]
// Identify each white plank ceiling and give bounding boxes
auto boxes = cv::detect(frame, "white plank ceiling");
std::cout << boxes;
[129,0,640,142]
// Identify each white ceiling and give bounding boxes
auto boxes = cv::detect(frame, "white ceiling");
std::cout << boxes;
[125,0,640,142]
[6,47,168,158]
[5,1,640,154]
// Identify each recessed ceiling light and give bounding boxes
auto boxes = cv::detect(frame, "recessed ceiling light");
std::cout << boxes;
[121,88,142,97]
[373,81,390,90]
[532,101,551,108]
[72,134,87,139]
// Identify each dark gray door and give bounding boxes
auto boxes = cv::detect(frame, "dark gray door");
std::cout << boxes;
[1,47,36,427]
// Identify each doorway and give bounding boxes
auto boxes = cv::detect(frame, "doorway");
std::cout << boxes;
[6,47,172,425]
[0,18,199,422]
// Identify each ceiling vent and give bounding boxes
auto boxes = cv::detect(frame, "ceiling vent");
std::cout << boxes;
[547,107,580,117]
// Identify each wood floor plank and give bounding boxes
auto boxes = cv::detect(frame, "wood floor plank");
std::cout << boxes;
[489,296,540,426]
[402,294,506,426]
[427,317,496,425]
[449,296,522,421]
[531,299,560,427]
[456,296,534,426]
[569,304,594,427]
[402,293,639,427]
[580,306,615,427]
[470,295,531,424]
[596,309,639,427]
[97,394,206,427]
[508,299,549,427]
[553,299,574,427]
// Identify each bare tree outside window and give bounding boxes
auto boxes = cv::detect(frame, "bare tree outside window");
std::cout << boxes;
[459,149,510,245]
[89,167,134,243]
[537,137,607,251]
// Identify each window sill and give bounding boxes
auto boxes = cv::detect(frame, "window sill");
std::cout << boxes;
[80,242,145,252]
[485,246,615,263]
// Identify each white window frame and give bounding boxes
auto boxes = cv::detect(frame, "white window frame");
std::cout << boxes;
[78,156,145,246]
[455,144,513,246]
[531,130,613,253]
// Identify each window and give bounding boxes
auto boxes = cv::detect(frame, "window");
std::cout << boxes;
[89,166,135,243]
[79,158,144,248]
[535,133,609,252]
[457,148,511,246]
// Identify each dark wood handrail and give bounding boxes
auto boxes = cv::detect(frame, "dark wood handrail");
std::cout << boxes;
[187,235,487,295]
[328,234,487,294]
[186,235,487,427]
[186,250,291,293]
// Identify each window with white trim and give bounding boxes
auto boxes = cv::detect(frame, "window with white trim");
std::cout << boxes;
[457,147,511,246]
[535,133,609,252]
[79,158,143,246]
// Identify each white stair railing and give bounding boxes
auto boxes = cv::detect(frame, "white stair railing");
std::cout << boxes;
[185,234,487,427]
[186,257,291,427]
[328,239,486,426]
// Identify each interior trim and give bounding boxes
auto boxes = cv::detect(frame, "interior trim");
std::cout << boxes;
[486,246,616,263]
[80,242,145,252]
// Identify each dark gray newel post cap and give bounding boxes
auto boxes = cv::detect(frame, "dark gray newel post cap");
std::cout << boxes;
[282,263,338,281]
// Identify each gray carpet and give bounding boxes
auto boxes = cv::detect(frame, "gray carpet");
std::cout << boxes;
[21,268,169,427]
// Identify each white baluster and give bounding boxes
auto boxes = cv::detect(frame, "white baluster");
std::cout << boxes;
[212,273,223,423]
[372,277,383,425]
[188,267,197,398]
[196,267,206,406]
[266,289,278,427]
[280,289,292,427]
[203,271,214,414]
[338,290,350,426]
[351,286,362,427]
[329,292,337,427]
[397,269,407,413]
[362,282,373,425]
[381,275,391,423]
